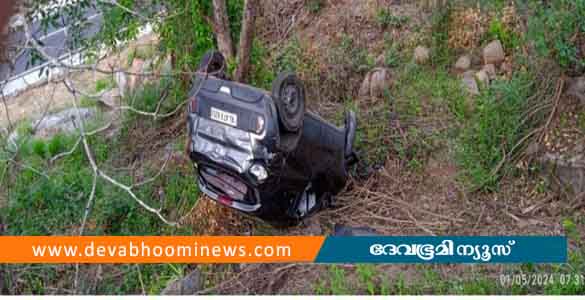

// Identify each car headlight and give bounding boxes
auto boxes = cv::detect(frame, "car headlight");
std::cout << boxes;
[250,164,268,182]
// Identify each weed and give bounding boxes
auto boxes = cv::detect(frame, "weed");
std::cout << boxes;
[431,5,455,65]
[306,0,324,14]
[577,111,585,131]
[328,266,351,295]
[486,17,517,52]
[375,8,409,28]
[274,38,304,74]
[456,72,534,190]
[356,265,377,295]
[134,45,157,60]
[31,139,47,159]
[335,34,374,72]
[527,0,585,73]
[248,41,275,90]
[47,134,66,157]
[95,77,114,92]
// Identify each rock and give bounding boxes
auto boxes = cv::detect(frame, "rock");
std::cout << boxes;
[475,70,490,87]
[99,88,122,109]
[461,70,479,95]
[483,40,505,65]
[538,153,585,195]
[333,224,379,236]
[482,64,497,80]
[500,60,513,75]
[414,46,430,65]
[454,55,471,71]
[161,269,202,295]
[566,76,585,105]
[32,108,97,139]
[359,67,394,98]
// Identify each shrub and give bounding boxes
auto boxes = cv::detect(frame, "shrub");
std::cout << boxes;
[527,0,585,73]
[456,72,534,190]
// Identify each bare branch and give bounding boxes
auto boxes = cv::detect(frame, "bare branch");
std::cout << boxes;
[99,0,150,22]
[64,78,179,226]
[131,149,172,188]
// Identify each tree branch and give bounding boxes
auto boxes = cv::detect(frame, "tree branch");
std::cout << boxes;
[212,0,235,60]
[234,0,258,83]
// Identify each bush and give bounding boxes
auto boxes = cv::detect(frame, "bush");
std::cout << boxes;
[527,0,585,73]
[456,72,534,190]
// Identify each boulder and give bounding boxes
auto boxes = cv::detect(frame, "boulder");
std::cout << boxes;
[414,46,430,65]
[161,269,202,295]
[500,60,513,76]
[483,40,505,65]
[32,108,97,139]
[359,67,394,99]
[461,70,479,95]
[454,55,471,71]
[482,64,497,80]
[538,153,585,195]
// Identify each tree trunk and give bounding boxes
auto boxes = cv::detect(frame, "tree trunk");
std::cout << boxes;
[212,0,234,60]
[234,0,258,83]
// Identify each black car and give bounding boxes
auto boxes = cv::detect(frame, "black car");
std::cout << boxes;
[186,51,357,225]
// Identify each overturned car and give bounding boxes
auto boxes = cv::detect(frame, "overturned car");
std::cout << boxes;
[186,51,357,225]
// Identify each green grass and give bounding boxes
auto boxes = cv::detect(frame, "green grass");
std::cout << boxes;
[526,0,585,73]
[375,8,409,28]
[314,265,530,295]
[306,0,324,14]
[95,77,115,93]
[1,92,199,294]
[248,41,276,90]
[455,71,534,191]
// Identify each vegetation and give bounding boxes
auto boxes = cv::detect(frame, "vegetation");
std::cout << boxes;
[456,72,534,190]
[527,0,585,73]
[3,0,585,296]
[375,8,409,29]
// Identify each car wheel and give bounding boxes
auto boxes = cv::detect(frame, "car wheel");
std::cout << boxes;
[198,50,226,78]
[271,72,305,132]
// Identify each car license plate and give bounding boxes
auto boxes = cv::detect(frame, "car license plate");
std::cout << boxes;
[210,107,237,127]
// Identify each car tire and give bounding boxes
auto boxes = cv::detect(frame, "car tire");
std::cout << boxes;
[271,72,305,133]
[198,50,227,79]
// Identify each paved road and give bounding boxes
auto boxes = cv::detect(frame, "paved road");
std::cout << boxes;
[0,5,103,83]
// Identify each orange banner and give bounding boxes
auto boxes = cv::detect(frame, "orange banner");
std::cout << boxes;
[0,236,325,264]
